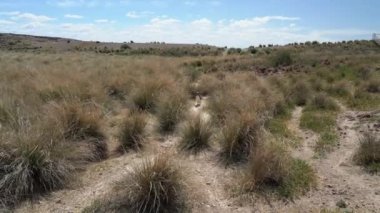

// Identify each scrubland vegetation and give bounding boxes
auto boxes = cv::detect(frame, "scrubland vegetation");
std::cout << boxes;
[0,38,380,212]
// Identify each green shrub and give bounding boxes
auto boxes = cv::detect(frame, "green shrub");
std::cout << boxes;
[179,116,212,153]
[118,111,147,152]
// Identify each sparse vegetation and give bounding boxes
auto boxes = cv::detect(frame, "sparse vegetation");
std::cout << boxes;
[0,34,379,211]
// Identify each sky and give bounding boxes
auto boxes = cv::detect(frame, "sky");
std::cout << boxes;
[0,0,379,47]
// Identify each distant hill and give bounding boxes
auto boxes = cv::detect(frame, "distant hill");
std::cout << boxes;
[0,33,224,56]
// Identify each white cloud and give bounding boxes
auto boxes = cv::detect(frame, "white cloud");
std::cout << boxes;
[126,11,154,19]
[64,14,83,19]
[47,0,98,7]
[61,23,95,32]
[95,19,115,23]
[0,19,14,25]
[10,13,54,22]
[0,11,20,16]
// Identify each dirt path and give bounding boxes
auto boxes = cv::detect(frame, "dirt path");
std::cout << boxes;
[16,153,138,213]
[187,96,252,212]
[288,106,318,161]
[277,108,380,212]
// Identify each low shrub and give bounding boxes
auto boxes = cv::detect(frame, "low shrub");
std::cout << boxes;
[118,111,147,152]
[179,116,212,153]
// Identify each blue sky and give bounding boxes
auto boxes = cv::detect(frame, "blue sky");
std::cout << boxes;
[0,0,378,47]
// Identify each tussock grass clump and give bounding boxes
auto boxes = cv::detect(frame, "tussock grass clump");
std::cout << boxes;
[219,114,260,165]
[187,74,220,98]
[58,103,105,141]
[0,142,72,207]
[118,111,147,152]
[310,93,339,111]
[241,142,316,198]
[354,133,380,173]
[132,78,166,111]
[48,102,107,161]
[179,116,212,154]
[288,81,311,106]
[327,80,352,97]
[110,155,187,212]
[366,79,380,93]
[157,92,187,133]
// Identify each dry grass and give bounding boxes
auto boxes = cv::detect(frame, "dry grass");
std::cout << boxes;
[241,141,316,198]
[45,101,108,161]
[219,114,260,165]
[310,93,339,111]
[118,111,147,152]
[179,116,212,154]
[156,91,187,133]
[0,127,73,207]
[0,44,379,210]
[289,81,312,106]
[84,154,188,212]
[354,133,380,173]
